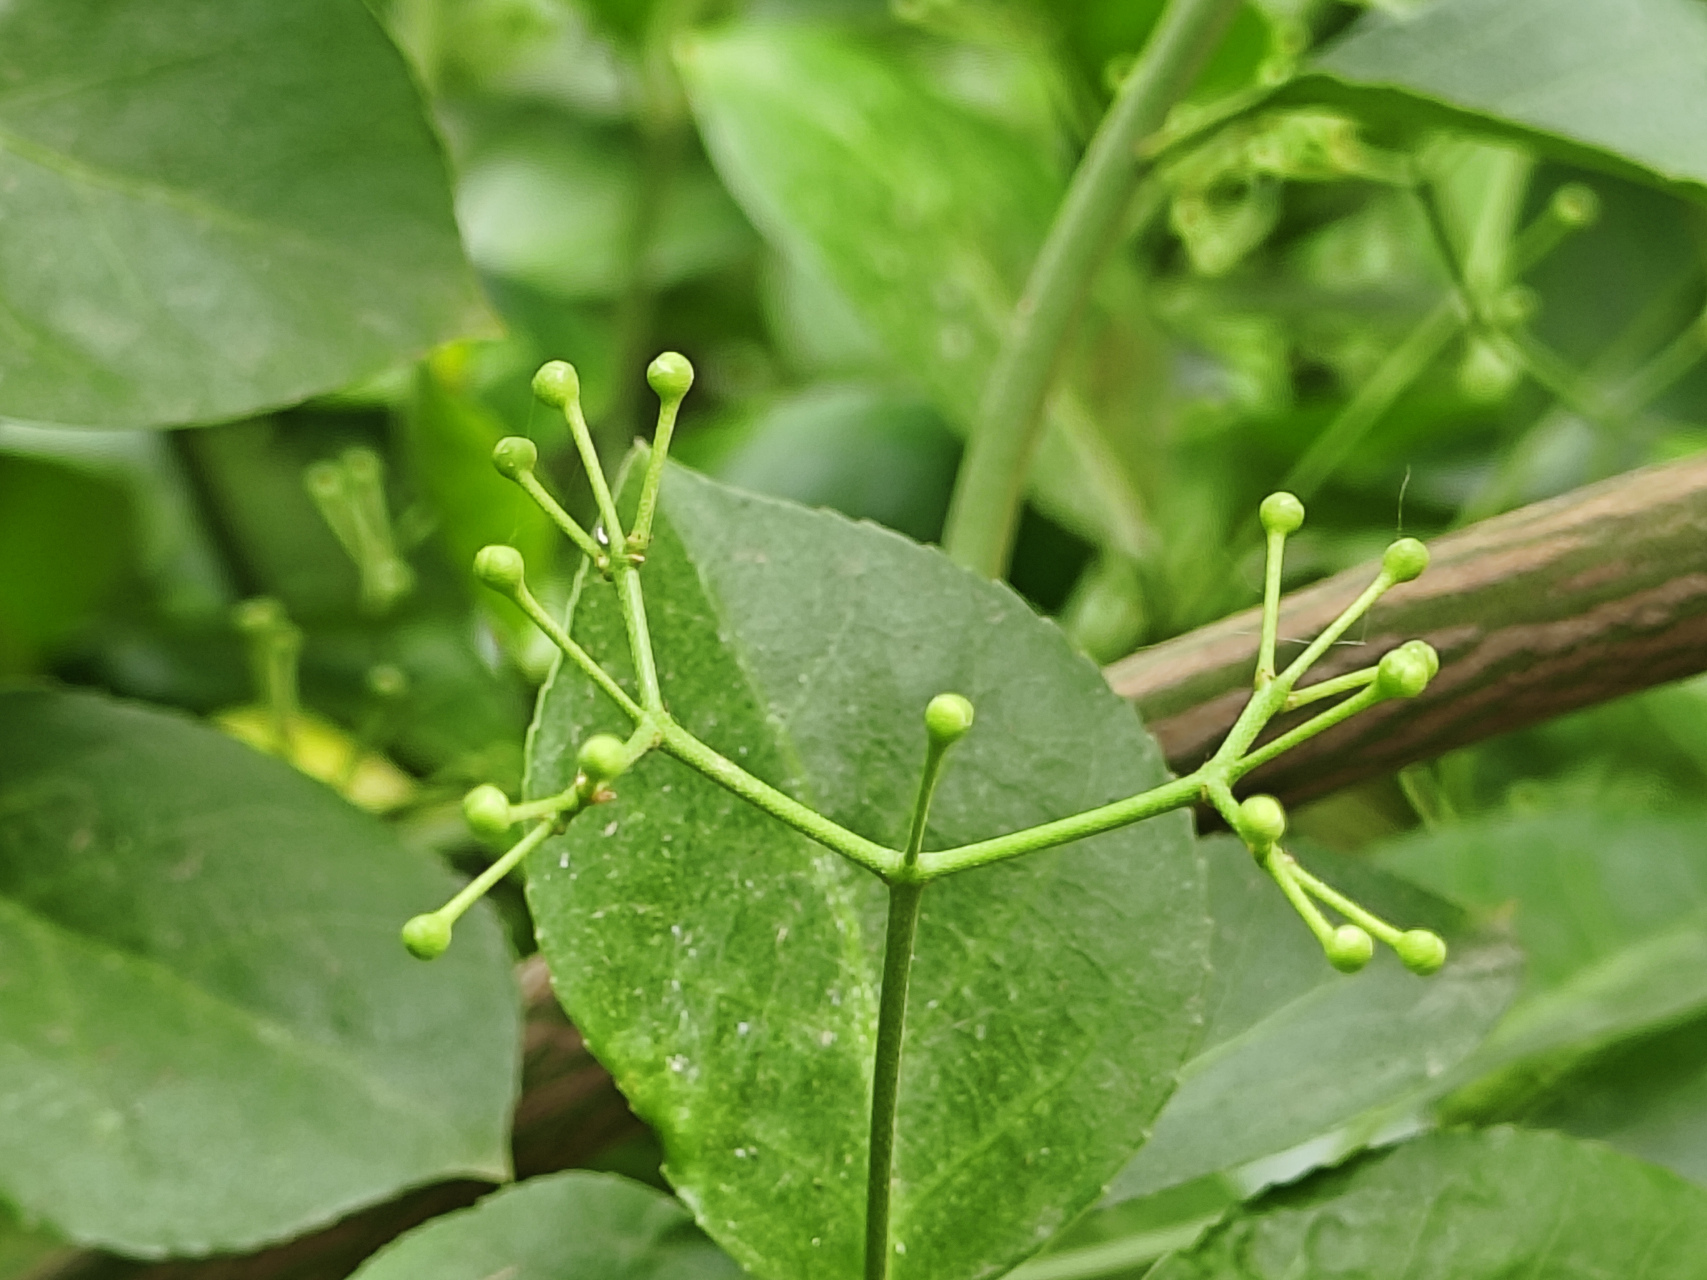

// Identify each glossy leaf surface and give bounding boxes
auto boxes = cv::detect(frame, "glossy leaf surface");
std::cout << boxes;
[526,464,1209,1280]
[1150,1127,1707,1279]
[0,0,491,428]
[1311,0,1707,196]
[0,688,519,1255]
[349,1172,740,1280]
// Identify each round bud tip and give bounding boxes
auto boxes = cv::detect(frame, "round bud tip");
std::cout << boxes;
[401,913,452,961]
[233,596,288,634]
[1382,537,1429,583]
[1259,491,1305,535]
[1375,646,1432,700]
[531,360,579,409]
[1396,929,1448,975]
[473,545,526,594]
[577,734,629,785]
[367,663,408,699]
[1552,183,1599,229]
[1326,924,1374,973]
[924,693,975,746]
[1238,794,1287,847]
[492,436,538,479]
[1398,639,1440,681]
[462,784,512,839]
[646,352,695,401]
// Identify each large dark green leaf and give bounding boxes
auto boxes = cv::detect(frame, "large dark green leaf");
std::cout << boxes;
[349,1171,741,1280]
[1150,1127,1707,1279]
[0,0,493,429]
[1106,839,1520,1202]
[678,25,1150,555]
[0,687,519,1256]
[1306,0,1707,198]
[525,463,1209,1280]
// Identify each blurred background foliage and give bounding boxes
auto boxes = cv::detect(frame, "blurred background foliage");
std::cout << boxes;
[8,0,1707,1273]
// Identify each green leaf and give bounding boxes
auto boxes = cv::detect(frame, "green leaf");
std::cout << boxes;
[678,25,1150,555]
[1305,0,1707,198]
[525,463,1209,1280]
[1150,1127,1707,1279]
[0,687,519,1256]
[0,0,493,429]
[1106,838,1520,1202]
[1377,810,1707,1174]
[349,1171,741,1280]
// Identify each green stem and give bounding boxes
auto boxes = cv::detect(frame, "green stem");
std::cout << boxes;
[565,396,627,547]
[630,411,682,555]
[511,580,646,721]
[658,720,898,878]
[1256,529,1285,685]
[941,0,1240,577]
[1285,665,1377,711]
[1275,571,1394,689]
[1231,684,1382,779]
[615,565,664,712]
[1263,849,1336,948]
[1288,860,1404,946]
[1283,297,1462,500]
[917,772,1202,878]
[865,879,924,1280]
[440,818,560,926]
[516,470,606,566]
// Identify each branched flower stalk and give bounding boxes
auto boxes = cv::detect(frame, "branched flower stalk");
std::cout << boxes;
[401,355,1450,1280]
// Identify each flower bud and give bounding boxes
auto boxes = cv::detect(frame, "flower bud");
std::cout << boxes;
[1326,924,1373,973]
[462,784,512,839]
[1551,183,1599,229]
[1397,639,1440,681]
[1396,928,1448,975]
[1382,537,1429,583]
[1375,646,1432,699]
[473,545,526,594]
[647,352,695,402]
[1238,794,1286,847]
[924,693,975,746]
[493,436,538,480]
[401,912,452,961]
[1259,491,1305,535]
[532,360,580,409]
[577,734,629,785]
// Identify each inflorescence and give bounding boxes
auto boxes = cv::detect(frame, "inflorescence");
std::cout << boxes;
[401,352,1446,977]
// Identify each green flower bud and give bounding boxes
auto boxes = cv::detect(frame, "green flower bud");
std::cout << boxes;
[342,446,383,487]
[1397,638,1440,681]
[462,784,512,838]
[532,360,580,409]
[367,663,409,699]
[493,436,538,480]
[233,596,288,634]
[577,734,629,785]
[1375,646,1432,700]
[1238,794,1286,847]
[473,545,526,594]
[372,558,415,603]
[1396,928,1448,975]
[401,912,452,961]
[1551,183,1599,229]
[304,460,344,502]
[1325,924,1373,973]
[1382,537,1429,583]
[1259,491,1305,535]
[647,352,695,402]
[924,693,975,746]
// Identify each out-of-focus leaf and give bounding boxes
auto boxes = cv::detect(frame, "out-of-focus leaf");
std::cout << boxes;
[526,462,1208,1280]
[349,1171,741,1280]
[0,1203,63,1280]
[0,455,136,674]
[0,687,520,1255]
[680,24,1149,555]
[0,0,493,429]
[1150,1127,1707,1280]
[674,383,961,542]
[457,120,756,300]
[1106,838,1519,1203]
[1305,0,1707,199]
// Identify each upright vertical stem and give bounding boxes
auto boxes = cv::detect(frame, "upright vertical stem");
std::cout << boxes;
[865,880,924,1280]
[941,0,1240,578]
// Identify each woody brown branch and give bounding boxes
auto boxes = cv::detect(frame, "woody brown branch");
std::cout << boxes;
[1107,452,1707,805]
